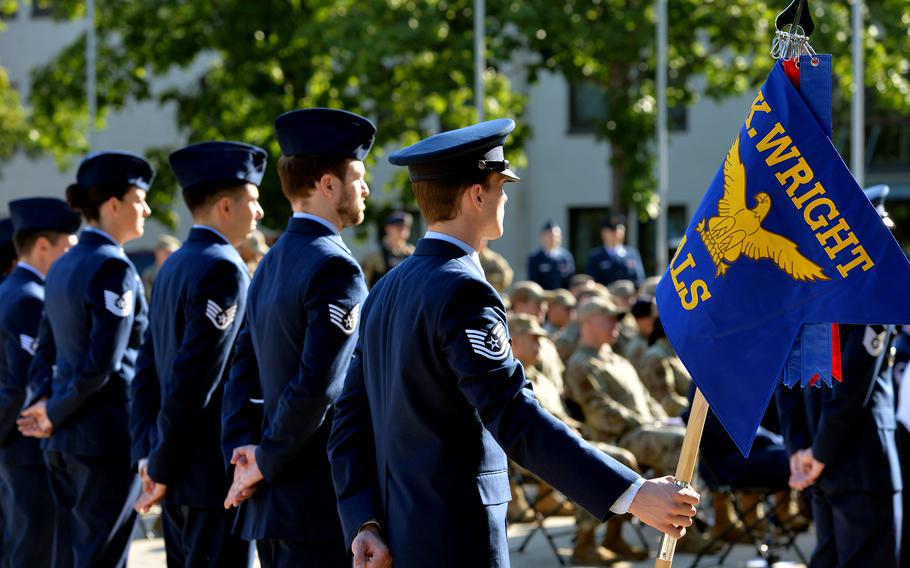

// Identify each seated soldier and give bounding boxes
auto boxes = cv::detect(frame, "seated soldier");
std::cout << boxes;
[638,318,690,417]
[625,296,656,372]
[509,314,646,564]
[511,281,564,392]
[553,283,611,363]
[544,288,575,334]
[565,297,718,554]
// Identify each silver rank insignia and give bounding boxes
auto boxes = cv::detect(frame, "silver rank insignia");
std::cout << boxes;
[465,321,510,361]
[19,334,37,356]
[863,326,886,357]
[206,300,238,331]
[103,289,134,317]
[328,303,360,335]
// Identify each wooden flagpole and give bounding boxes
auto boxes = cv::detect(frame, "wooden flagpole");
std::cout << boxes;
[654,388,709,568]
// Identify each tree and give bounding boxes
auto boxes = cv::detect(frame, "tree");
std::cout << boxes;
[23,0,528,229]
[18,0,910,227]
[503,0,910,216]
[0,0,31,169]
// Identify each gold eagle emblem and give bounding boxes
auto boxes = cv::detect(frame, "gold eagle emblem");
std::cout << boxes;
[696,135,829,281]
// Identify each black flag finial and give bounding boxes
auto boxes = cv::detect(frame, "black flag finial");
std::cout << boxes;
[775,0,814,37]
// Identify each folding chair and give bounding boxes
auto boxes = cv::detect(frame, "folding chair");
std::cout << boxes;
[690,457,808,568]
[508,467,575,566]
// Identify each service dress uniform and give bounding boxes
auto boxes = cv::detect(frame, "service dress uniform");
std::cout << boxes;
[328,120,641,568]
[586,242,645,288]
[130,142,266,567]
[37,152,153,568]
[565,342,684,476]
[0,217,11,564]
[638,337,691,417]
[221,109,373,567]
[777,324,903,568]
[0,198,80,568]
[527,245,575,291]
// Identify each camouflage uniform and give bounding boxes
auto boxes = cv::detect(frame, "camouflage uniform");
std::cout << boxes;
[361,238,415,287]
[479,246,513,292]
[621,331,649,372]
[613,314,640,360]
[536,338,565,394]
[565,343,684,476]
[638,337,691,417]
[553,321,579,363]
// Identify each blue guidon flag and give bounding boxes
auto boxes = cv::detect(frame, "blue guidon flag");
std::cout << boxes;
[656,60,910,455]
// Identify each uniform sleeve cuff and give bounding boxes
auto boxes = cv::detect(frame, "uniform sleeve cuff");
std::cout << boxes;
[609,476,645,515]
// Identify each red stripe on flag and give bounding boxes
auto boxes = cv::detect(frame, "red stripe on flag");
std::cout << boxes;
[782,59,801,87]
[831,323,842,382]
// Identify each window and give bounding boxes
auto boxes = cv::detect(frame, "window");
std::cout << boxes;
[568,82,608,133]
[568,81,688,134]
[636,204,688,275]
[31,0,53,17]
[567,206,609,270]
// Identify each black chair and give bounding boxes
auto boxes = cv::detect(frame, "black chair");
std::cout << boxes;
[508,467,574,566]
[690,456,808,568]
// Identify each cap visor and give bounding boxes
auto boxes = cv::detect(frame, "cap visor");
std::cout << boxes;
[502,168,520,182]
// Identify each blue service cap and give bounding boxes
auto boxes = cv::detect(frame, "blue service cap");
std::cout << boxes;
[0,219,12,246]
[169,141,268,192]
[541,219,560,231]
[602,213,626,230]
[76,151,155,191]
[389,118,520,182]
[9,198,81,234]
[864,184,894,229]
[274,108,376,160]
[384,210,413,226]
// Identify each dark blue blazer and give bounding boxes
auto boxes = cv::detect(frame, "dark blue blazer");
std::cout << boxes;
[527,247,574,290]
[37,230,148,458]
[221,216,367,541]
[776,324,902,494]
[0,266,50,465]
[586,245,644,287]
[130,227,249,507]
[328,237,639,567]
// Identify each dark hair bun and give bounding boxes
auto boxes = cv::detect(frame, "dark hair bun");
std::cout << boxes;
[65,183,87,210]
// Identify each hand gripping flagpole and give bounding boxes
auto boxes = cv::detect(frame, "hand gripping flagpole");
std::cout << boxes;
[654,388,709,568]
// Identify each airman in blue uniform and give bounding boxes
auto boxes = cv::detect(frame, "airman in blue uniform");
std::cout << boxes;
[18,151,153,568]
[0,198,80,567]
[776,185,903,568]
[0,219,14,283]
[328,119,700,568]
[221,108,373,567]
[586,215,645,287]
[129,141,266,567]
[527,220,575,290]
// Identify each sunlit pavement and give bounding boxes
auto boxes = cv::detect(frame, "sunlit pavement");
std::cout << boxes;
[128,513,815,567]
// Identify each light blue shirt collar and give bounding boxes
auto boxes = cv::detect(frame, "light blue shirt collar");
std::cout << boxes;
[16,262,45,282]
[192,224,231,245]
[424,231,475,256]
[83,226,121,248]
[424,231,485,277]
[293,212,338,235]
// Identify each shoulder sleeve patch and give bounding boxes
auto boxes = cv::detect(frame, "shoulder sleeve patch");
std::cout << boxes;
[206,300,239,331]
[19,334,37,356]
[104,289,134,317]
[465,321,510,361]
[328,303,360,335]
